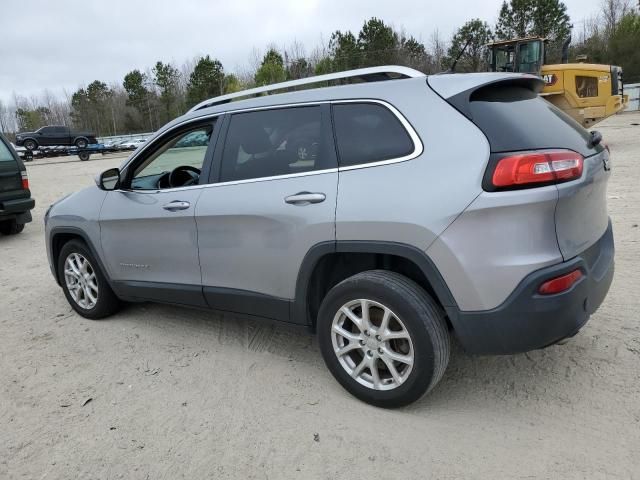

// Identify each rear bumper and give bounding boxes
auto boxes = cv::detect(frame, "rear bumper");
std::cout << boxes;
[0,197,35,223]
[450,220,614,354]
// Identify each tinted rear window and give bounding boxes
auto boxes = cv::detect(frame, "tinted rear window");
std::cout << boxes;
[332,103,414,167]
[469,86,595,156]
[0,139,17,163]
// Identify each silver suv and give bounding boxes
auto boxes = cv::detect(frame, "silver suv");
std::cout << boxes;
[45,66,614,407]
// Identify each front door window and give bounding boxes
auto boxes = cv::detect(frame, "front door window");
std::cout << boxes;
[130,125,213,190]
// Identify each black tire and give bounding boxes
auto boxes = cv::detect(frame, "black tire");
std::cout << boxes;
[78,151,90,161]
[74,137,88,148]
[317,270,450,408]
[23,139,37,151]
[57,239,121,319]
[0,219,25,235]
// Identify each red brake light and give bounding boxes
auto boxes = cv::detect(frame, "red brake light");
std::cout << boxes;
[21,171,29,190]
[538,269,583,295]
[491,150,583,189]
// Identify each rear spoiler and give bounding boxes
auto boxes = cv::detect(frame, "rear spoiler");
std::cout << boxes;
[428,73,544,120]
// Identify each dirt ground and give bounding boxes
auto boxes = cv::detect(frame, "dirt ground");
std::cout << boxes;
[1,112,639,480]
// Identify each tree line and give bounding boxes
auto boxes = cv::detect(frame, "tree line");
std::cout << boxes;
[1,0,638,137]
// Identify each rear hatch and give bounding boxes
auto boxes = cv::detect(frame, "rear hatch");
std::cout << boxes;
[428,73,610,260]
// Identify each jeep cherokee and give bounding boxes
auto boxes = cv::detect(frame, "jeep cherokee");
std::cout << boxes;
[45,66,614,407]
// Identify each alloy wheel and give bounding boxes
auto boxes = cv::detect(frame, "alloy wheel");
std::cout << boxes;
[331,299,414,391]
[64,253,99,309]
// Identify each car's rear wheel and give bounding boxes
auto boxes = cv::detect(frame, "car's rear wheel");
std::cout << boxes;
[23,139,37,151]
[317,270,450,408]
[58,240,121,319]
[0,219,25,235]
[74,138,88,149]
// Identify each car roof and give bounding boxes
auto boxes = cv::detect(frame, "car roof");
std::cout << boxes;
[174,75,427,127]
[151,67,530,141]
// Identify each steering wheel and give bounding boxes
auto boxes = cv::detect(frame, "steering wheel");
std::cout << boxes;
[168,165,201,188]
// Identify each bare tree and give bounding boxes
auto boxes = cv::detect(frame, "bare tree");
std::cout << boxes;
[602,0,633,37]
[0,100,15,134]
[430,29,448,72]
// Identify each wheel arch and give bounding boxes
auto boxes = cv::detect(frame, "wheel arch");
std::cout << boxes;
[22,137,38,148]
[49,227,111,287]
[294,241,459,330]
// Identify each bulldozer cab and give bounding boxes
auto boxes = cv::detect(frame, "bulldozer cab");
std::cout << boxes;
[488,37,546,75]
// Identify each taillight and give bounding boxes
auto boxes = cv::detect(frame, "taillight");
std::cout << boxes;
[21,171,29,190]
[538,269,583,295]
[490,150,583,189]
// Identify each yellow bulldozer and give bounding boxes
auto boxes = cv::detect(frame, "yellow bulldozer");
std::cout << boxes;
[487,37,629,127]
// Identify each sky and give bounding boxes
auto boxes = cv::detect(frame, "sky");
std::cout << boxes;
[0,0,602,103]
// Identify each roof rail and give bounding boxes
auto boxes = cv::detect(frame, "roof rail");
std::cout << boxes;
[188,65,425,112]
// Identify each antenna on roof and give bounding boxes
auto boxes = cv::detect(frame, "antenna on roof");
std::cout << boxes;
[442,37,473,74]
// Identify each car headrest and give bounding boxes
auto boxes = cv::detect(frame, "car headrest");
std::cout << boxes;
[239,126,272,154]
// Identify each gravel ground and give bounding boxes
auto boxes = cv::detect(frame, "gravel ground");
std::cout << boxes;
[1,113,639,479]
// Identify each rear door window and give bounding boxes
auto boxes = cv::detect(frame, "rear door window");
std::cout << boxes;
[332,103,414,167]
[220,106,329,182]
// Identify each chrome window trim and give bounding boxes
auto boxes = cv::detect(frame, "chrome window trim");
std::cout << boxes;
[122,167,340,194]
[119,99,423,194]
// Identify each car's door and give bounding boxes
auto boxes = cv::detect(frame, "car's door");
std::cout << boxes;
[49,126,64,145]
[195,104,338,322]
[99,118,220,306]
[38,127,53,146]
[59,126,72,145]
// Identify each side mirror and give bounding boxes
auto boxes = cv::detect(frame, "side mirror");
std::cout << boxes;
[96,167,121,191]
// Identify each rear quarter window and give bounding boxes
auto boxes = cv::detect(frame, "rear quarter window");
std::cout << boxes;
[332,103,414,167]
[468,86,596,156]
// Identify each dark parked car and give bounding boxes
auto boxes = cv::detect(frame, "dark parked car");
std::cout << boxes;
[15,125,97,150]
[0,134,34,234]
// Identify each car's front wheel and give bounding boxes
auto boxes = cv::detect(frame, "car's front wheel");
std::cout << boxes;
[58,240,121,319]
[317,270,450,408]
[74,138,88,148]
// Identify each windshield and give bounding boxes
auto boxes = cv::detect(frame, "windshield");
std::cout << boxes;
[517,40,542,74]
[492,44,516,72]
[492,40,543,74]
[468,85,596,156]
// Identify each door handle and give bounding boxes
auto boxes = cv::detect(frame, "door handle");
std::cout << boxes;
[163,200,191,211]
[284,192,326,205]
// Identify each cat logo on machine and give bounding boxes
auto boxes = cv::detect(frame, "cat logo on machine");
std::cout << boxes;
[543,74,557,86]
